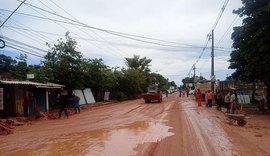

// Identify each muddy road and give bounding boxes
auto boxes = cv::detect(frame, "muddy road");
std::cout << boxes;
[0,93,270,156]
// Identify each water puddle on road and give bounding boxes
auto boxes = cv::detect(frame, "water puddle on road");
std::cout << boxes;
[86,120,174,155]
[4,121,174,156]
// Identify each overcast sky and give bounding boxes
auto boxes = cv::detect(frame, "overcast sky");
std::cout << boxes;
[0,0,244,85]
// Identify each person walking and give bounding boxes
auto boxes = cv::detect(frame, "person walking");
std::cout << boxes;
[196,89,202,106]
[205,91,208,107]
[207,90,213,107]
[23,94,30,117]
[182,89,186,97]
[230,91,236,114]
[73,95,80,113]
[186,88,190,97]
[224,91,231,113]
[179,87,182,97]
[216,90,223,111]
[58,96,69,119]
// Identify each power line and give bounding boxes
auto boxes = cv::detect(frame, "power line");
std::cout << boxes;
[13,1,205,48]
[0,0,26,28]
[42,0,131,57]
[187,0,230,79]
[1,7,209,50]
[0,15,54,45]
[216,15,239,46]
[1,7,209,54]
[5,45,44,58]
[5,41,45,56]
[2,25,235,53]
[4,25,48,45]
[1,35,48,54]
[21,1,126,58]
[211,0,230,31]
[45,0,131,57]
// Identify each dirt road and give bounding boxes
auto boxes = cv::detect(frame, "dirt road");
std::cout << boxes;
[0,93,269,156]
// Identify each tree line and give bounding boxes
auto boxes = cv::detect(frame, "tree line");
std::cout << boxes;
[0,32,172,101]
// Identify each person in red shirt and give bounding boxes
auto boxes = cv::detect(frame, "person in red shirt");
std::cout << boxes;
[196,89,202,106]
[205,91,208,107]
[207,90,213,107]
[23,94,30,117]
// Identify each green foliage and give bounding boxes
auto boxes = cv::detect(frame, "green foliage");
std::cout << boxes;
[229,0,270,85]
[44,32,84,89]
[11,54,29,80]
[117,69,147,99]
[1,33,171,102]
[81,58,116,93]
[114,92,128,101]
[149,73,169,91]
[28,65,53,83]
[182,77,194,86]
[125,55,152,72]
[0,54,16,73]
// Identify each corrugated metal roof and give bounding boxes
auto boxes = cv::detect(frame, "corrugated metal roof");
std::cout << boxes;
[0,80,65,88]
[0,80,44,86]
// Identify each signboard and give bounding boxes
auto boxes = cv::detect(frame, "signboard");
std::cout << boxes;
[104,92,110,101]
[27,74,35,79]
[0,88,3,110]
[210,75,216,82]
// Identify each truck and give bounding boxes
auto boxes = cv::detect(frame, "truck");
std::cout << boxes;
[142,83,162,103]
[195,81,212,101]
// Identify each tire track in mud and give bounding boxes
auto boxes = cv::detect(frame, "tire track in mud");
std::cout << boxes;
[179,97,233,156]
[179,99,217,156]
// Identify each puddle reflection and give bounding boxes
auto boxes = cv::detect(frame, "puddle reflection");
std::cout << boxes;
[3,121,173,156]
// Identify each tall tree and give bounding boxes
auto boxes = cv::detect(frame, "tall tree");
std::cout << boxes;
[44,32,84,89]
[11,54,29,80]
[118,68,147,98]
[81,58,116,100]
[0,54,17,73]
[125,55,152,72]
[149,73,169,91]
[229,0,270,103]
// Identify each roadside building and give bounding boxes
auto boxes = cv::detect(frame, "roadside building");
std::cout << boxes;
[0,80,64,117]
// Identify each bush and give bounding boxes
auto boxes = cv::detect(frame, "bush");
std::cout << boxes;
[115,92,128,101]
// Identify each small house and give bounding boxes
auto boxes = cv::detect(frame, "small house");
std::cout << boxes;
[0,80,64,117]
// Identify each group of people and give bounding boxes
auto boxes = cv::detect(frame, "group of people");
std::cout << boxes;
[195,89,213,107]
[58,94,81,119]
[214,90,237,113]
[178,87,190,97]
[195,89,237,113]
[23,93,81,119]
[224,91,237,113]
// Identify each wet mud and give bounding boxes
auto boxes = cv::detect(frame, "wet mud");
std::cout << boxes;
[0,93,269,156]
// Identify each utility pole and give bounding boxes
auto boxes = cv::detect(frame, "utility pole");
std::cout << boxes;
[211,29,215,93]
[193,64,196,89]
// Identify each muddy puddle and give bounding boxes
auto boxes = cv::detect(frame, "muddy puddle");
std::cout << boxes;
[2,120,173,156]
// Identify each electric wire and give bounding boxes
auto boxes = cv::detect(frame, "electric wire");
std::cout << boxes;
[45,0,131,57]
[1,8,211,49]
[216,15,239,46]
[0,0,26,28]
[5,45,44,58]
[5,41,45,56]
[1,35,48,54]
[14,1,205,48]
[27,1,126,58]
[3,18,53,45]
[187,0,230,78]
[4,26,48,46]
[2,24,235,53]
